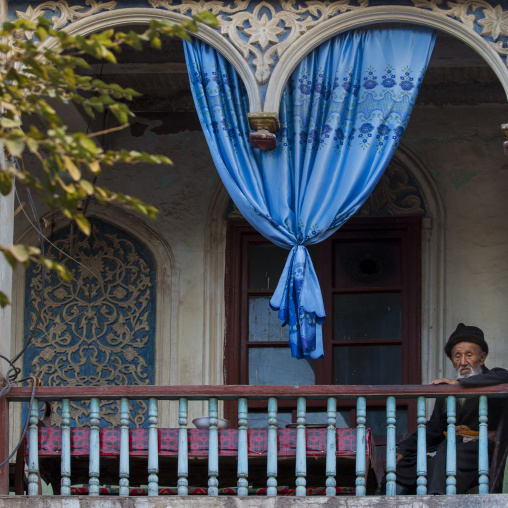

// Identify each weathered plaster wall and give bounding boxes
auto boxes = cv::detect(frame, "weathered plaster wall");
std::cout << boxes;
[405,103,508,378]
[105,117,221,398]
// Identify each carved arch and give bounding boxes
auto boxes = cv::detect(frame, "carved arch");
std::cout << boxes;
[265,6,508,113]
[12,203,178,398]
[41,7,262,113]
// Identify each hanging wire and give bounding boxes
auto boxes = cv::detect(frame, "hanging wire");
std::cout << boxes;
[0,376,37,469]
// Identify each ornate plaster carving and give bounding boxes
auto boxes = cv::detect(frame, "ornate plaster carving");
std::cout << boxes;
[24,219,155,427]
[357,160,426,217]
[148,0,508,86]
[15,0,118,30]
[413,1,508,59]
[17,1,508,87]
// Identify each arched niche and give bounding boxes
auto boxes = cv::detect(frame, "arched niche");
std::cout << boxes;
[264,6,508,114]
[11,203,178,425]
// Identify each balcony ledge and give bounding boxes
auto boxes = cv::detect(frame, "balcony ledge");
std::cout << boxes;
[1,495,508,508]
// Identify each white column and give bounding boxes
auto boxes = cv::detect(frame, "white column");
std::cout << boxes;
[0,180,13,493]
[0,149,13,377]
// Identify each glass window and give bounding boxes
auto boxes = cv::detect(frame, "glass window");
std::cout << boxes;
[333,345,401,384]
[249,296,288,341]
[333,238,402,289]
[306,411,351,428]
[249,347,316,385]
[366,406,408,438]
[333,293,402,340]
[249,244,289,290]
[249,243,318,290]
[247,411,293,429]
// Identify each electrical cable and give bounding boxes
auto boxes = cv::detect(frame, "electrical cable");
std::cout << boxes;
[0,376,37,468]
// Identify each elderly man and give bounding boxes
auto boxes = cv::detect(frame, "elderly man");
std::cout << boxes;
[391,323,508,495]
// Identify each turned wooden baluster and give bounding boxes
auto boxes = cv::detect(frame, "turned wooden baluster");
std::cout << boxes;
[295,397,307,496]
[326,397,337,496]
[27,398,39,496]
[61,398,71,496]
[119,398,130,496]
[385,396,396,496]
[355,396,366,496]
[267,397,278,496]
[208,398,219,496]
[478,395,489,494]
[416,396,427,495]
[89,398,100,496]
[446,396,457,495]
[237,397,248,496]
[178,397,188,495]
[148,397,159,496]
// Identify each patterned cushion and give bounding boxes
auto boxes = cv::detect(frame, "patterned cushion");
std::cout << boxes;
[32,427,370,457]
[69,485,356,496]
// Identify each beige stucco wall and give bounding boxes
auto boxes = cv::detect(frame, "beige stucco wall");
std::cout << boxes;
[105,121,220,394]
[405,103,508,379]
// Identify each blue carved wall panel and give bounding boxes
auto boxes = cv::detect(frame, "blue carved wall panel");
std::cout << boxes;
[23,218,156,427]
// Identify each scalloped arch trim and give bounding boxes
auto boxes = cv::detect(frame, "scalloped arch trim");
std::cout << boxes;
[42,7,262,113]
[264,6,508,114]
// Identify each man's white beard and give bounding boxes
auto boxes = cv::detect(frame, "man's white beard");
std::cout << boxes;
[456,364,483,379]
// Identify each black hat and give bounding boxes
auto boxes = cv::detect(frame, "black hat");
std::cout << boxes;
[444,323,488,358]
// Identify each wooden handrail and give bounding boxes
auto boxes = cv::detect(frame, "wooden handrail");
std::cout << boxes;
[5,384,508,401]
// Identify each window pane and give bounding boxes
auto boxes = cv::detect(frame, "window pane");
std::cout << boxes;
[333,238,402,289]
[247,411,293,429]
[333,345,401,384]
[366,407,408,438]
[306,411,350,428]
[333,293,401,340]
[249,347,316,385]
[249,244,288,290]
[249,296,288,342]
[249,243,318,290]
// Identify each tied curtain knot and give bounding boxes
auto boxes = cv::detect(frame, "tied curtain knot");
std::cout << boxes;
[270,245,325,360]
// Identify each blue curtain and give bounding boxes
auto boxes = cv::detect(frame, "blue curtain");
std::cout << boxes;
[184,28,435,360]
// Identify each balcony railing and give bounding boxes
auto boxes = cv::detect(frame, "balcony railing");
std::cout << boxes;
[1,384,508,497]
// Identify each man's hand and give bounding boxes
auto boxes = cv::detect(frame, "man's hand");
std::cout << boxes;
[429,378,460,385]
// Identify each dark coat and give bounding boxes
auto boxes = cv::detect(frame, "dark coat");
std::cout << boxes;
[397,366,508,457]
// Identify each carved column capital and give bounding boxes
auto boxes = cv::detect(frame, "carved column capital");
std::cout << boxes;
[247,112,280,150]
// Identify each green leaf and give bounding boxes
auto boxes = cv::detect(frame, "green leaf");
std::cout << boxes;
[193,11,219,27]
[9,244,30,263]
[74,133,98,155]
[5,138,25,156]
[74,213,91,236]
[62,67,76,91]
[42,258,72,282]
[0,170,13,195]
[0,118,21,128]
[109,103,131,124]
[63,156,81,181]
[80,179,94,195]
[0,291,9,308]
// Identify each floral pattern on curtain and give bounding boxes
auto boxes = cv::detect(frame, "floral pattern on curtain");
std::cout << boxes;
[184,28,435,359]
